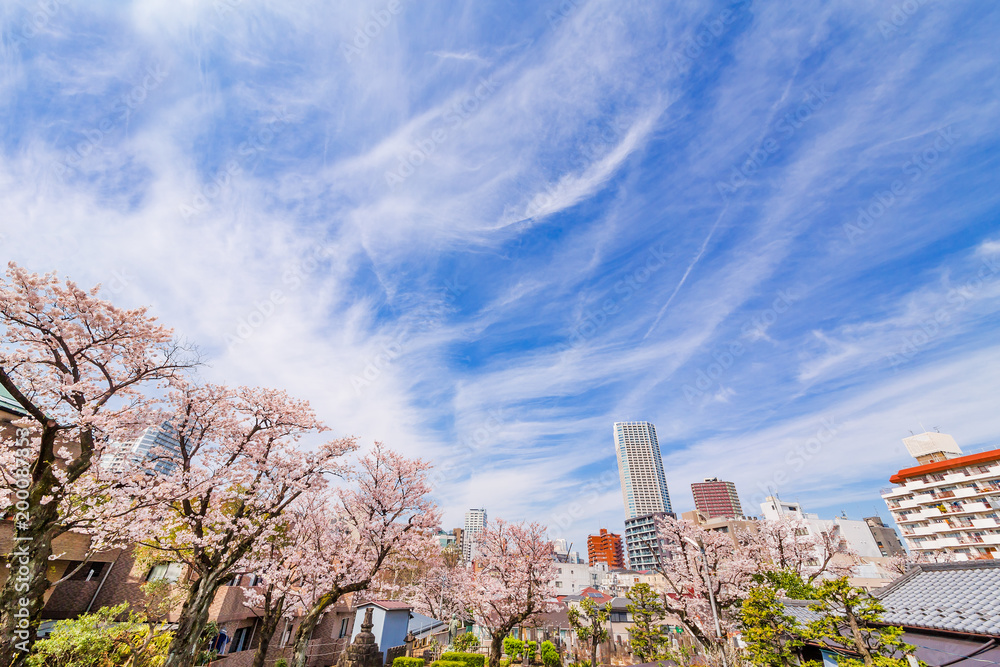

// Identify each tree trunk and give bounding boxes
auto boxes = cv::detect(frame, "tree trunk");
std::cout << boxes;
[590,641,597,667]
[846,608,875,667]
[0,502,60,667]
[251,591,286,667]
[489,634,505,667]
[162,574,222,667]
[291,599,331,667]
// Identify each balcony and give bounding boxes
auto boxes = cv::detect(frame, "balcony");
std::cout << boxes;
[932,490,956,500]
[913,524,939,536]
[971,516,1000,529]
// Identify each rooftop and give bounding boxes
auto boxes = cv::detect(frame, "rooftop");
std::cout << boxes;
[889,448,1000,484]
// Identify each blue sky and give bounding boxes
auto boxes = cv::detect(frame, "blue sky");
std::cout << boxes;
[2,0,1000,551]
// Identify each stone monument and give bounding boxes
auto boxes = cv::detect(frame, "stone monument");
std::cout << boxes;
[337,607,384,667]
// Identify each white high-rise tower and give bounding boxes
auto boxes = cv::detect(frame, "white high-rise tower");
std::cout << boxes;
[614,421,672,519]
[462,508,487,563]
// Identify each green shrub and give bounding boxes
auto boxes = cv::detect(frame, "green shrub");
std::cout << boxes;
[540,641,559,667]
[503,637,524,659]
[275,660,289,667]
[453,632,480,652]
[500,660,511,667]
[393,659,426,667]
[431,661,466,667]
[440,652,486,667]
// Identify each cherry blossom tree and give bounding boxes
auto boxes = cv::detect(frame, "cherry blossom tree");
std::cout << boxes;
[646,515,748,653]
[737,516,854,584]
[462,519,558,667]
[127,382,354,667]
[0,263,197,666]
[287,444,439,667]
[240,489,331,667]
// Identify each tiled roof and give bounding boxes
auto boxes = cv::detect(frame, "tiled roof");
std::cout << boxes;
[874,561,1000,636]
[783,561,1000,638]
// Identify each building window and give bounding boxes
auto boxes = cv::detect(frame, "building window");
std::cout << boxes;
[230,626,251,653]
[280,625,292,647]
[146,562,182,584]
[339,618,349,638]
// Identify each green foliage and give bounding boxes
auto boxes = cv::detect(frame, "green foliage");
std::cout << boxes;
[394,658,427,667]
[454,632,480,652]
[503,636,524,659]
[500,660,510,667]
[752,570,818,600]
[431,661,467,667]
[440,651,486,667]
[540,640,560,667]
[803,577,917,667]
[195,650,220,666]
[275,660,289,667]
[740,585,803,667]
[567,598,611,667]
[27,603,171,667]
[626,582,669,663]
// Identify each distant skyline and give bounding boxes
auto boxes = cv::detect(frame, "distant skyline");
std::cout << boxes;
[2,1,999,551]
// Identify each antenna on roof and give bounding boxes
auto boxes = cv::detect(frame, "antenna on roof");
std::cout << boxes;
[933,426,940,433]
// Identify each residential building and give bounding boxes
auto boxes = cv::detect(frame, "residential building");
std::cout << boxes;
[100,423,182,475]
[614,421,673,519]
[691,477,744,518]
[552,561,608,594]
[759,496,883,558]
[681,510,757,539]
[462,508,487,563]
[599,569,668,597]
[881,432,1000,561]
[624,511,670,570]
[37,544,357,666]
[434,529,456,550]
[864,516,906,557]
[587,528,624,569]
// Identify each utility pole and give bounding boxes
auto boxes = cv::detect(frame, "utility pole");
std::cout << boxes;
[682,536,728,667]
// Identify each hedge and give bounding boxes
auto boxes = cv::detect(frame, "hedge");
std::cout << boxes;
[431,661,466,667]
[394,659,426,667]
[440,652,486,667]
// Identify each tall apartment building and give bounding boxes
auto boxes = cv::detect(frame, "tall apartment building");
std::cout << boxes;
[100,423,182,475]
[691,477,744,518]
[614,421,672,518]
[615,421,673,570]
[587,529,624,569]
[462,508,487,563]
[882,432,1000,561]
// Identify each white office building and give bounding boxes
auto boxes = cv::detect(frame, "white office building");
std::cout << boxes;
[462,508,487,563]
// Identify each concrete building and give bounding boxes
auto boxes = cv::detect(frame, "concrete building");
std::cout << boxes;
[624,512,671,570]
[882,432,1000,561]
[864,516,906,557]
[681,509,757,540]
[587,529,625,569]
[462,508,487,563]
[691,477,744,518]
[552,561,608,594]
[614,421,673,519]
[759,496,883,558]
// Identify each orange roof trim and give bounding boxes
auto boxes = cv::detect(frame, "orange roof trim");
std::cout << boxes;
[889,448,1000,484]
